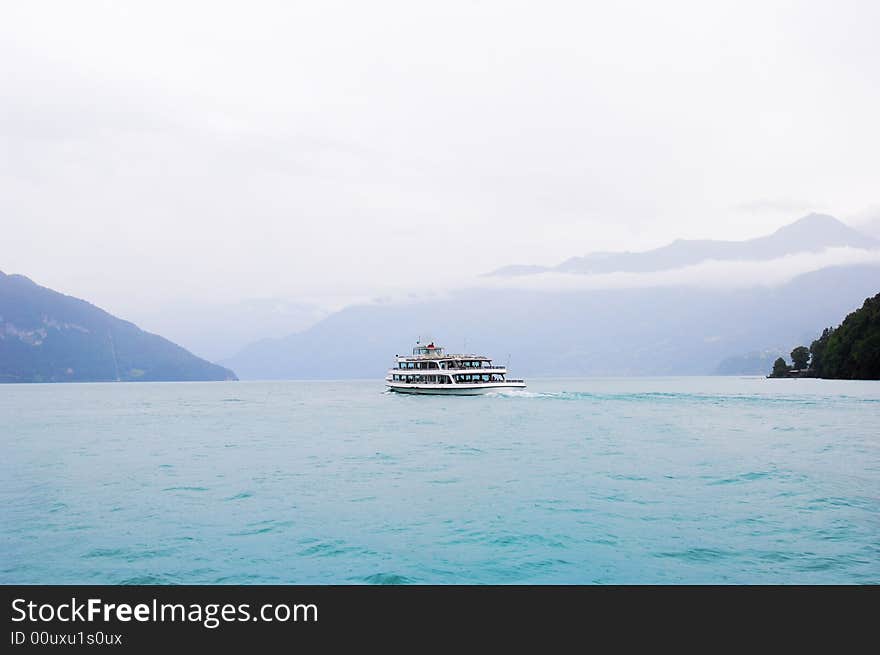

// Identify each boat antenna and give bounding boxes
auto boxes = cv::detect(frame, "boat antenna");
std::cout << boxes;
[507,353,511,368]
[463,337,467,353]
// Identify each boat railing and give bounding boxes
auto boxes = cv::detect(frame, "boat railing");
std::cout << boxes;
[391,366,508,373]
[390,377,525,385]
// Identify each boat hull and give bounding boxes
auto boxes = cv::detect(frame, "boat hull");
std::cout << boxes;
[386,382,526,395]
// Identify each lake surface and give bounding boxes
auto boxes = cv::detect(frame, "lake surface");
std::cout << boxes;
[2,377,878,584]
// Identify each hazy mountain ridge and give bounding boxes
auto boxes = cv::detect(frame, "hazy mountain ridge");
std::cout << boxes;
[714,350,787,376]
[487,214,878,277]
[130,297,328,362]
[0,271,237,383]
[223,264,880,380]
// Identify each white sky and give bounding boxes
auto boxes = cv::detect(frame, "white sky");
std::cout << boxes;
[2,0,879,319]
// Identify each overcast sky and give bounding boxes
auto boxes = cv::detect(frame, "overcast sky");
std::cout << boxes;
[2,0,879,321]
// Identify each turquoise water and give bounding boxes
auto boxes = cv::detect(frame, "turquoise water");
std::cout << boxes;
[1,377,878,584]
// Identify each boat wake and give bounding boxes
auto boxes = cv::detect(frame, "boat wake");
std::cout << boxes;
[484,389,546,398]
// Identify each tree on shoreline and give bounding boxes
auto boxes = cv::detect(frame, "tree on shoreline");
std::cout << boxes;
[771,357,790,378]
[791,346,810,370]
[808,293,880,379]
[810,327,833,374]
[770,293,879,380]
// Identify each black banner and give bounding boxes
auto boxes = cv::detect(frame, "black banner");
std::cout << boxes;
[2,585,874,650]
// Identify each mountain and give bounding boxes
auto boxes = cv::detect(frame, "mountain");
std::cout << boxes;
[809,292,880,380]
[714,350,786,376]
[856,215,880,240]
[487,214,878,277]
[223,264,880,380]
[127,297,328,362]
[0,271,237,383]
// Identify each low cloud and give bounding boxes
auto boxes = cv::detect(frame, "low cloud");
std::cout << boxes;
[473,247,880,292]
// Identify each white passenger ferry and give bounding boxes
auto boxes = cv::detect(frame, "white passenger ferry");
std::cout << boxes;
[386,341,526,395]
